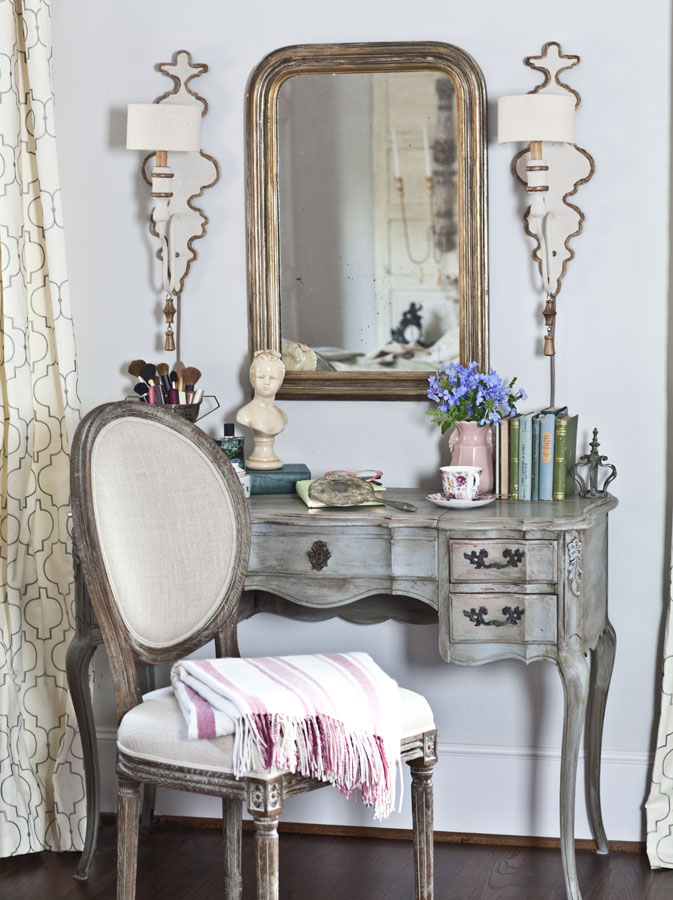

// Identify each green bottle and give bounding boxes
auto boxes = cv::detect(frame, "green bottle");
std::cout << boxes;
[218,423,245,470]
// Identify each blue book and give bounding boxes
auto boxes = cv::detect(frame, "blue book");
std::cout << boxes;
[538,407,568,501]
[518,413,534,500]
[531,414,541,501]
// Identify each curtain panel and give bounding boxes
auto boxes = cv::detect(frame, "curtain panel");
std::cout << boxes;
[0,0,84,854]
[647,568,673,867]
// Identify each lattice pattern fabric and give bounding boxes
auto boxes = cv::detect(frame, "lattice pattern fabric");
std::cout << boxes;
[647,566,673,867]
[0,0,83,855]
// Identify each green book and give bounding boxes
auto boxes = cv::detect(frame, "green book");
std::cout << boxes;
[508,416,520,500]
[553,415,578,500]
[250,464,311,495]
[518,413,534,500]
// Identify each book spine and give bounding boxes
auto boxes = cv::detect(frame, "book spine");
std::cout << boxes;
[518,417,532,501]
[538,414,555,501]
[494,425,501,498]
[564,415,579,498]
[553,417,569,500]
[499,419,509,499]
[509,418,520,500]
[531,416,541,501]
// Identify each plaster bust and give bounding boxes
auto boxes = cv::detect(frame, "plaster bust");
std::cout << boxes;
[236,350,288,470]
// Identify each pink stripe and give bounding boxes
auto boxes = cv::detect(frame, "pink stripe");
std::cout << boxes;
[320,653,382,721]
[248,659,316,717]
[257,657,336,716]
[197,660,267,715]
[184,684,216,739]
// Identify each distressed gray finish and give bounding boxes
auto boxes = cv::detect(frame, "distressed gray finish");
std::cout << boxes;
[69,484,616,900]
[69,404,436,900]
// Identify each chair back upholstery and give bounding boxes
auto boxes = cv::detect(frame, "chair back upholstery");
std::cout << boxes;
[70,404,250,713]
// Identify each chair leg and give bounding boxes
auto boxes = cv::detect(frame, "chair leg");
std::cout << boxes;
[222,797,243,900]
[409,759,435,900]
[117,773,141,900]
[251,809,280,900]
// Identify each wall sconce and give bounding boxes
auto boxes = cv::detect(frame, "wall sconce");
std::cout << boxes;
[497,42,594,407]
[126,50,219,352]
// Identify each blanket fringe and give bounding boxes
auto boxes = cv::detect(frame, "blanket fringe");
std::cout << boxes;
[234,712,396,820]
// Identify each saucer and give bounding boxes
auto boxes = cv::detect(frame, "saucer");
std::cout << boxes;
[426,492,496,509]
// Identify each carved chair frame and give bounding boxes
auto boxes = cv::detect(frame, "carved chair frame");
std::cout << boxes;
[70,402,438,900]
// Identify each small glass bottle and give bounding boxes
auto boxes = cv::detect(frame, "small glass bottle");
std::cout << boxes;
[218,423,245,470]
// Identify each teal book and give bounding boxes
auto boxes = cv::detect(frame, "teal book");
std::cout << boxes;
[531,414,541,501]
[553,415,578,500]
[518,413,534,500]
[250,464,311,495]
[508,416,520,500]
[538,406,568,501]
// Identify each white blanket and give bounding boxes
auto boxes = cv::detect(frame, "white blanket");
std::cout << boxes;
[171,652,401,819]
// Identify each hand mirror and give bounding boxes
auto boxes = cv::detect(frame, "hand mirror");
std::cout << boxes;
[308,476,417,512]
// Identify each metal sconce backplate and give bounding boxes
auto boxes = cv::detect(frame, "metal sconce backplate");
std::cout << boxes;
[141,50,220,298]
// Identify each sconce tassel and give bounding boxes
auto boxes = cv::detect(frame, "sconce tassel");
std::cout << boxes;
[163,293,177,351]
[543,294,556,357]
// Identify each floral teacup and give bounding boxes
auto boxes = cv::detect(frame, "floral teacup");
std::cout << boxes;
[440,465,482,501]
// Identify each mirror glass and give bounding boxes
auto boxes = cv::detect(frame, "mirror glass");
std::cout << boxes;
[277,72,459,374]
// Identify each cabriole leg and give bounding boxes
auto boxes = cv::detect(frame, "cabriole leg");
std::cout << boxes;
[585,620,616,854]
[558,640,590,900]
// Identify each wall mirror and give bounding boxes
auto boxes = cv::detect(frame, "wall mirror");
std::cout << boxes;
[245,42,488,400]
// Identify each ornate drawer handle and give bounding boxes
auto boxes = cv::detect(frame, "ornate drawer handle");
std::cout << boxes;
[463,605,525,627]
[307,540,331,571]
[463,548,525,570]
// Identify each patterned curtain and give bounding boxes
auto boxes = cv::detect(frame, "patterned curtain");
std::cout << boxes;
[0,0,84,854]
[647,576,673,867]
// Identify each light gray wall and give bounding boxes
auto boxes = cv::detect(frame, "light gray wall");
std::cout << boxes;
[52,0,670,841]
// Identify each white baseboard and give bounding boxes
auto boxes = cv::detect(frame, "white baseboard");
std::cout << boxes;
[97,729,651,843]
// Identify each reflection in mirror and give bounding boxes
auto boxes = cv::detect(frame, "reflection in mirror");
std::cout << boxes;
[277,72,459,374]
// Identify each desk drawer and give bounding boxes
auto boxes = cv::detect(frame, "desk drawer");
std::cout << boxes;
[449,539,557,584]
[449,593,557,643]
[249,528,391,577]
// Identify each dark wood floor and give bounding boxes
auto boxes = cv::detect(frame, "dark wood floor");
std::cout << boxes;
[2,821,673,900]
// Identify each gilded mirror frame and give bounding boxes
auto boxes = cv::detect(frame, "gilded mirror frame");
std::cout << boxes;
[245,42,488,400]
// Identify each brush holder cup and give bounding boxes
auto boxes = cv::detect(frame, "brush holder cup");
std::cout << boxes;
[127,395,220,423]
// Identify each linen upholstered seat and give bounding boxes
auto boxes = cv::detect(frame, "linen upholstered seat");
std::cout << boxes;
[70,403,437,900]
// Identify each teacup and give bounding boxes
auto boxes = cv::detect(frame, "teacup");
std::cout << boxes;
[440,465,482,501]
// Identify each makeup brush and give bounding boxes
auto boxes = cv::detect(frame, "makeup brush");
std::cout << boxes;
[181,366,202,389]
[168,371,179,405]
[175,360,185,392]
[128,359,147,379]
[138,362,163,405]
[133,383,149,403]
[156,362,171,402]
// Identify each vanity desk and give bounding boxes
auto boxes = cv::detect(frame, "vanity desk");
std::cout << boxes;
[68,490,617,900]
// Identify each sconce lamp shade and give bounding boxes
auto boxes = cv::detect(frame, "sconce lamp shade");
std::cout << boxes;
[497,94,575,144]
[126,103,202,151]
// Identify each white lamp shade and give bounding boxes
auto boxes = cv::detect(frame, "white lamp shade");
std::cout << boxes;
[497,94,575,144]
[126,103,202,152]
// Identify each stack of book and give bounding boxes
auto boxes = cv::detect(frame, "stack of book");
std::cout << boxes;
[494,407,578,501]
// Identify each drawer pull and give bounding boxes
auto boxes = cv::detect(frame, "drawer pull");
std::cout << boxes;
[463,605,525,627]
[307,540,331,571]
[463,548,525,570]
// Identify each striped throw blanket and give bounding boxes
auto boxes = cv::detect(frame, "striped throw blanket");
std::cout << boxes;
[171,652,401,819]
